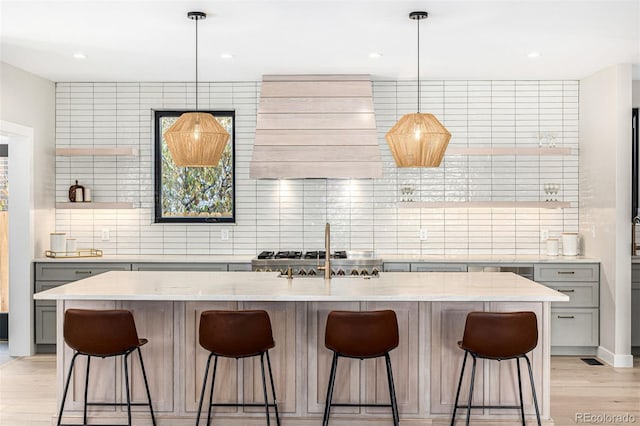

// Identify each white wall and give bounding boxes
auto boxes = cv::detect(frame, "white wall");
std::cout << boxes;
[634,80,640,107]
[579,64,633,367]
[0,62,55,254]
[0,62,55,355]
[54,80,580,255]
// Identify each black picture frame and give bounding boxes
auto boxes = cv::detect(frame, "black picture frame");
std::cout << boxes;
[153,110,236,224]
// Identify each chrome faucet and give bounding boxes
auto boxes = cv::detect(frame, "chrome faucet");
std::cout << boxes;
[317,223,331,279]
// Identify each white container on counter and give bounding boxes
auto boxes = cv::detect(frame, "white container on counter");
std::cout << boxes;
[66,238,77,253]
[546,238,559,256]
[50,233,66,252]
[562,232,579,256]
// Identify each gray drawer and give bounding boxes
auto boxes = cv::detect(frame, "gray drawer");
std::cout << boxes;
[35,263,131,281]
[228,263,252,271]
[632,265,640,289]
[551,308,599,347]
[411,263,467,272]
[35,306,57,344]
[383,263,411,272]
[542,282,599,308]
[131,263,228,271]
[534,264,599,282]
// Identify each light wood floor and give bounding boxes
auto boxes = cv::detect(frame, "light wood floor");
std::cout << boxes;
[0,355,638,425]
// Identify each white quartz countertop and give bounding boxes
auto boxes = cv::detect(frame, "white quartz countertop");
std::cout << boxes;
[34,271,569,302]
[33,254,599,264]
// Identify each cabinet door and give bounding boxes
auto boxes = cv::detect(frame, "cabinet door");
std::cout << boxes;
[121,301,174,412]
[35,305,57,344]
[363,302,419,415]
[240,302,298,413]
[431,302,484,414]
[551,308,599,347]
[632,288,640,346]
[307,302,361,414]
[228,263,252,271]
[184,302,239,413]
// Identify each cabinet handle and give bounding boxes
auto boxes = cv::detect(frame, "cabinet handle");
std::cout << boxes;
[557,271,575,275]
[557,315,575,319]
[558,289,575,293]
[75,271,92,275]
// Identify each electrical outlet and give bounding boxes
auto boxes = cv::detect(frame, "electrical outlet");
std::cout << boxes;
[419,229,428,241]
[221,229,229,241]
[540,229,549,242]
[101,228,110,241]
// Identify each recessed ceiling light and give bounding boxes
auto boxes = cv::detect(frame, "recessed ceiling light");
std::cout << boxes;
[369,52,382,59]
[73,52,86,60]
[220,53,234,59]
[527,51,541,58]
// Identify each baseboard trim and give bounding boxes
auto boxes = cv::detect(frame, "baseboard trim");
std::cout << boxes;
[597,346,634,367]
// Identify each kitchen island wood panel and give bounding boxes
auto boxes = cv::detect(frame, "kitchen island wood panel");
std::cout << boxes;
[36,271,566,425]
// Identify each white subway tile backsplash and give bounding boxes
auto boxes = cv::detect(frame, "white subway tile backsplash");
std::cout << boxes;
[54,80,579,255]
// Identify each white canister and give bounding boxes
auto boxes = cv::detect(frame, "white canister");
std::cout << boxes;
[83,187,91,202]
[562,232,579,256]
[50,232,66,252]
[66,238,77,253]
[546,238,559,256]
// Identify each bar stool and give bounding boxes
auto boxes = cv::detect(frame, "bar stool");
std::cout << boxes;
[322,310,400,426]
[196,310,280,426]
[450,311,541,426]
[57,309,156,426]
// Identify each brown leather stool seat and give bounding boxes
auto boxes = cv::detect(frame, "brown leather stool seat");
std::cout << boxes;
[57,309,156,426]
[196,310,280,425]
[322,310,400,426]
[451,311,541,426]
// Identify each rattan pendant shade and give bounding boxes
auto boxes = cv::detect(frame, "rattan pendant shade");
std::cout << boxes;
[164,112,230,167]
[385,11,451,168]
[163,11,229,168]
[385,113,451,167]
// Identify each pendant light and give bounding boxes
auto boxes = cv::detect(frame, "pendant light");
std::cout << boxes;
[164,11,230,167]
[385,11,451,167]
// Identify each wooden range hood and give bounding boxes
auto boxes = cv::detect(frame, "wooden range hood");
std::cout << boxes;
[250,74,383,179]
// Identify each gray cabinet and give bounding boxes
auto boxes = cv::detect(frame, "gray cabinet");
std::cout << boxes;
[411,263,467,272]
[383,262,411,272]
[534,263,600,355]
[33,262,132,351]
[131,263,228,271]
[632,265,640,350]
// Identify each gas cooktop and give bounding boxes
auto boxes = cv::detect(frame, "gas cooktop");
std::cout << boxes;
[257,250,347,260]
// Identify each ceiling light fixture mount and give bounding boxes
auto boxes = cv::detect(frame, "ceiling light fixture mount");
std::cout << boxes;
[385,10,451,168]
[163,11,230,167]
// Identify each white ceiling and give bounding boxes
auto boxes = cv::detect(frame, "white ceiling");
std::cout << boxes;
[1,0,639,82]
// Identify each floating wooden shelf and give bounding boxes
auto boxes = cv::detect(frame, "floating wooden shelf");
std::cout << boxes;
[56,202,135,209]
[56,147,138,156]
[398,201,571,209]
[446,147,571,156]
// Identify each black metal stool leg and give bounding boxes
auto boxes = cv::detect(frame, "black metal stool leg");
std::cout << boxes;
[206,355,219,426]
[196,353,214,426]
[322,352,339,426]
[265,350,281,426]
[524,354,542,426]
[451,351,469,426]
[259,352,271,426]
[465,355,477,426]
[124,353,132,426]
[516,357,525,425]
[57,351,80,426]
[83,355,91,425]
[137,347,157,426]
[384,353,400,426]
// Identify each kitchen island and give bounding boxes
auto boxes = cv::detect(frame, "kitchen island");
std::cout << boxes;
[35,271,568,425]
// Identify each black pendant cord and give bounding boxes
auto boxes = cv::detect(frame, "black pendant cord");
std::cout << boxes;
[195,16,199,112]
[417,17,420,114]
